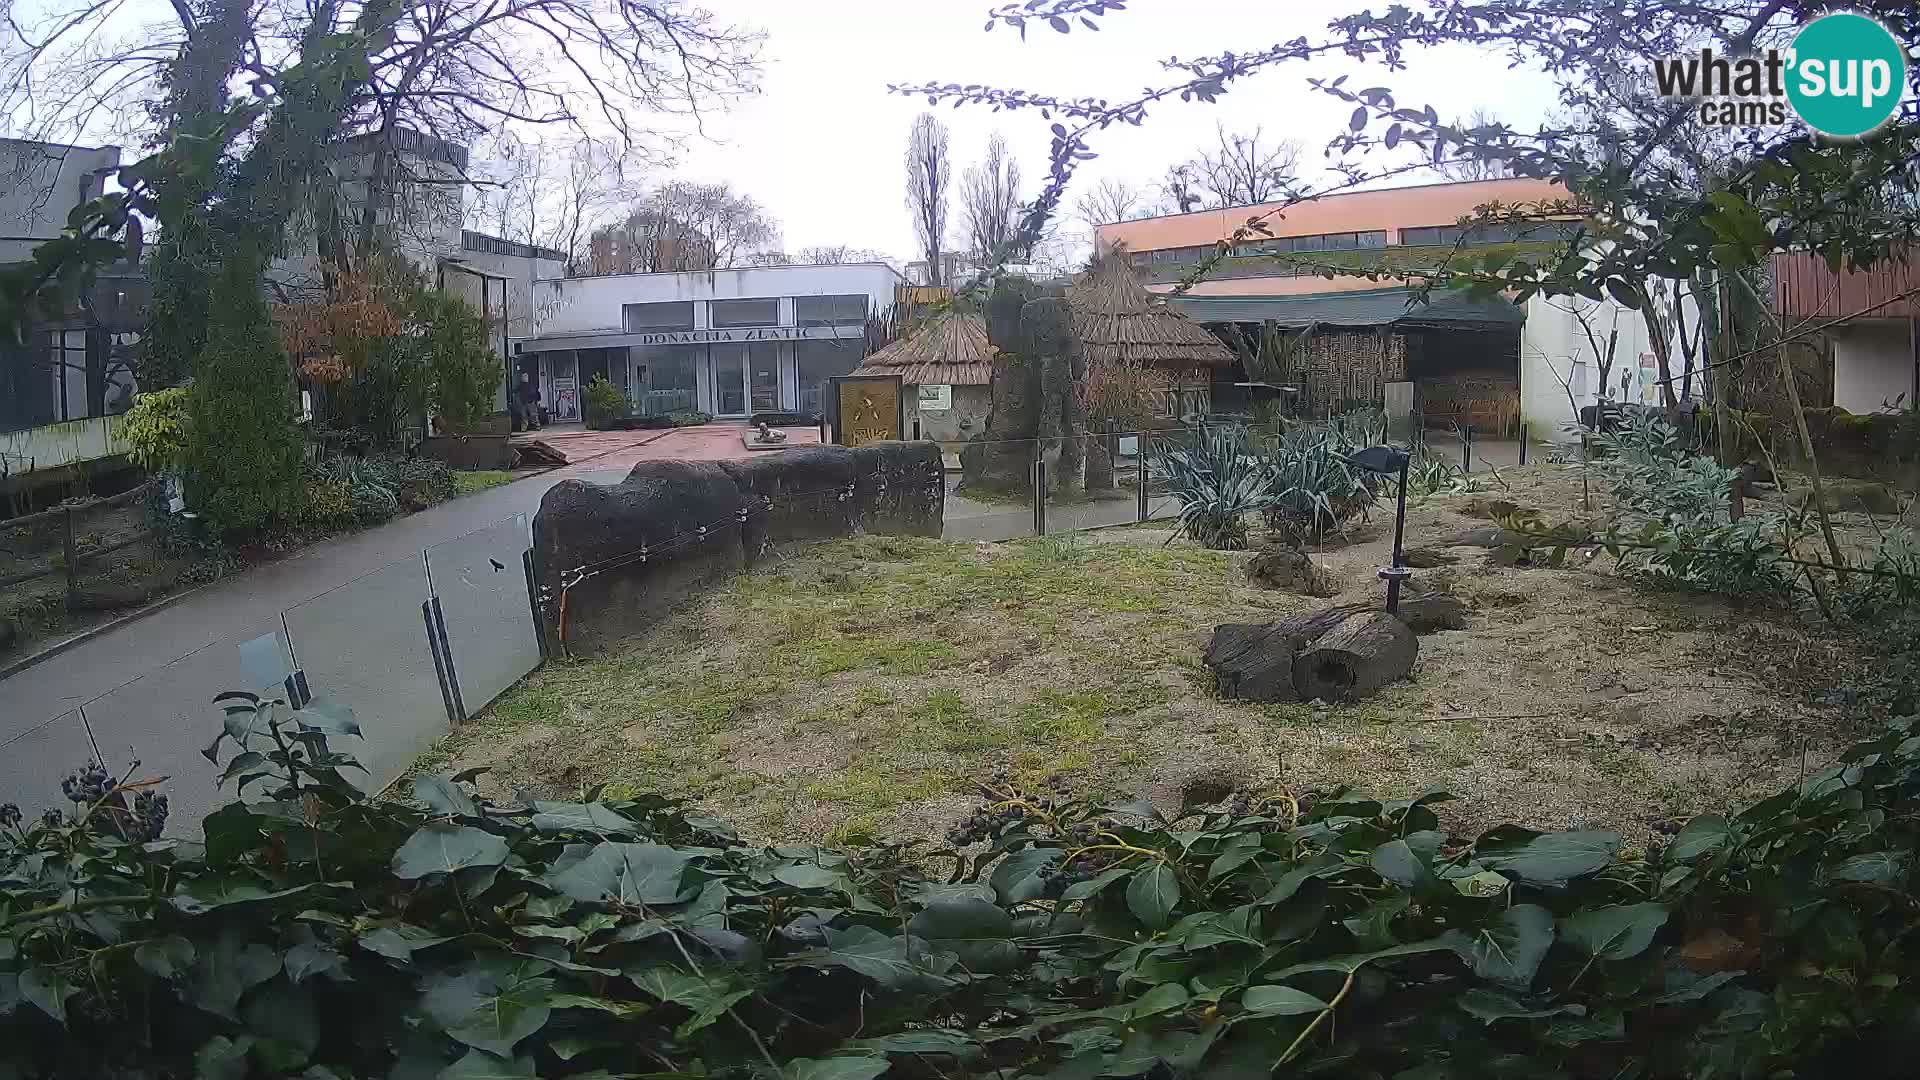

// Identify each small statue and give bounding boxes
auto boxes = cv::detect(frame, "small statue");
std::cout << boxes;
[754,421,787,444]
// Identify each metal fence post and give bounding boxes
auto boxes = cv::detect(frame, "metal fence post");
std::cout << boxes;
[62,506,76,610]
[1032,457,1048,536]
[1461,425,1473,473]
[522,548,550,661]
[1136,430,1150,523]
[422,595,466,725]
[1518,423,1528,466]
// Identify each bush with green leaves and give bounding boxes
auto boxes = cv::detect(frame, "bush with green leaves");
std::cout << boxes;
[412,286,504,436]
[184,260,305,535]
[584,374,628,430]
[6,688,1920,1078]
[119,386,193,473]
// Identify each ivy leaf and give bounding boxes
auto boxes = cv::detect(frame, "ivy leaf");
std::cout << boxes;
[437,1049,538,1079]
[1831,851,1905,883]
[423,958,556,1057]
[1561,903,1668,961]
[528,802,639,834]
[1060,864,1130,901]
[134,935,196,979]
[1126,980,1189,1019]
[543,842,695,904]
[284,939,347,983]
[393,825,510,880]
[194,1035,255,1080]
[908,898,1022,973]
[1473,828,1621,882]
[1126,864,1180,929]
[1442,905,1555,988]
[20,966,76,1024]
[783,1057,891,1080]
[988,847,1059,903]
[627,967,753,1037]
[849,1030,981,1057]
[1456,988,1580,1024]
[786,925,957,992]
[295,697,361,737]
[1669,816,1730,862]
[414,775,479,818]
[242,980,320,1064]
[772,862,846,890]
[1350,105,1368,131]
[1371,839,1439,892]
[190,932,283,1020]
[358,924,452,962]
[1241,984,1327,1016]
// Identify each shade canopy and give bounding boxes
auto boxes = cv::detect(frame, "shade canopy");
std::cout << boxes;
[851,308,993,386]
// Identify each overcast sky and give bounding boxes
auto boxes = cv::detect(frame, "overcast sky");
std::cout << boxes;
[664,0,1563,260]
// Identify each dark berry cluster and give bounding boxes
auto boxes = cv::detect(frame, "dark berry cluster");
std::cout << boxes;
[41,808,62,828]
[0,802,20,828]
[61,761,114,804]
[130,791,170,841]
[946,803,1030,847]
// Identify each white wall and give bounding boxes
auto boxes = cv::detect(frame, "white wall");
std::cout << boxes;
[0,140,120,264]
[1832,318,1915,414]
[527,264,904,338]
[1519,286,1698,441]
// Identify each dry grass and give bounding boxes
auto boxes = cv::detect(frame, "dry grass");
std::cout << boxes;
[437,463,1876,848]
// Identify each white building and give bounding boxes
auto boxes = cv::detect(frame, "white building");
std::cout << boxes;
[516,263,905,423]
[0,138,120,264]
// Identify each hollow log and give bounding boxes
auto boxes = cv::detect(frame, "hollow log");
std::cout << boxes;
[1291,611,1418,703]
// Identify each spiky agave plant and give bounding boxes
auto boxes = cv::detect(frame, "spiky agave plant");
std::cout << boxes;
[1262,420,1380,547]
[1151,424,1275,550]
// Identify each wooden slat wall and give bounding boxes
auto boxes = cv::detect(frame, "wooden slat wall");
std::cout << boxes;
[1773,252,1920,319]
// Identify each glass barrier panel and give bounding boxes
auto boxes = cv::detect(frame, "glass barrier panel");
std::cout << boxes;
[1039,433,1141,534]
[0,711,98,819]
[284,555,443,797]
[79,622,293,835]
[425,515,541,716]
[941,437,1039,542]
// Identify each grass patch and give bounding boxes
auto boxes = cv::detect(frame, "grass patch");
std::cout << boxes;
[453,470,515,497]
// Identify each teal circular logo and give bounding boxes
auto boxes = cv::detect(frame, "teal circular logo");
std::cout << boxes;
[1786,13,1909,138]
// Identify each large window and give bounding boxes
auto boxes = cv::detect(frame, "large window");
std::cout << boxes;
[710,297,780,328]
[1397,222,1569,247]
[631,344,700,417]
[795,294,869,326]
[623,301,694,332]
[795,339,864,418]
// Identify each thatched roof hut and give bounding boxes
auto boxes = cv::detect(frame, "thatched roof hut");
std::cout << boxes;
[1065,253,1235,372]
[851,308,993,386]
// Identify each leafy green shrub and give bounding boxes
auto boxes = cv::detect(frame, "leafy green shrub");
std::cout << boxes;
[184,262,305,535]
[295,477,357,528]
[670,410,714,427]
[6,691,1920,1078]
[119,386,193,473]
[412,287,504,435]
[391,456,456,510]
[584,373,627,429]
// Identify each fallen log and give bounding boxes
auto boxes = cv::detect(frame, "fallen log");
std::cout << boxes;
[1205,597,1451,704]
[1292,610,1418,703]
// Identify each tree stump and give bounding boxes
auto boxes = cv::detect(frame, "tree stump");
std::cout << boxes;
[1292,611,1418,703]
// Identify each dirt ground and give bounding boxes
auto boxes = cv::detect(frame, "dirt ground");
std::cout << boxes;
[435,461,1888,848]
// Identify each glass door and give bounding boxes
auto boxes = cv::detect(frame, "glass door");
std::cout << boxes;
[712,344,746,417]
[748,343,780,415]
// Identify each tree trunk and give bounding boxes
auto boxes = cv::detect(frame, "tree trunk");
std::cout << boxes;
[1292,610,1419,703]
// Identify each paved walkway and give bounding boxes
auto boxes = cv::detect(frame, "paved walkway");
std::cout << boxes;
[0,426,816,788]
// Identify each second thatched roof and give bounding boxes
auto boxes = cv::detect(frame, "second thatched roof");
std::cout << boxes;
[851,308,993,386]
[1066,253,1235,371]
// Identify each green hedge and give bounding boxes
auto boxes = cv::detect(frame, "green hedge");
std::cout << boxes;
[2,691,1917,1079]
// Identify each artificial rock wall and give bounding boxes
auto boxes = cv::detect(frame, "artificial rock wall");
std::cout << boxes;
[532,442,944,654]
